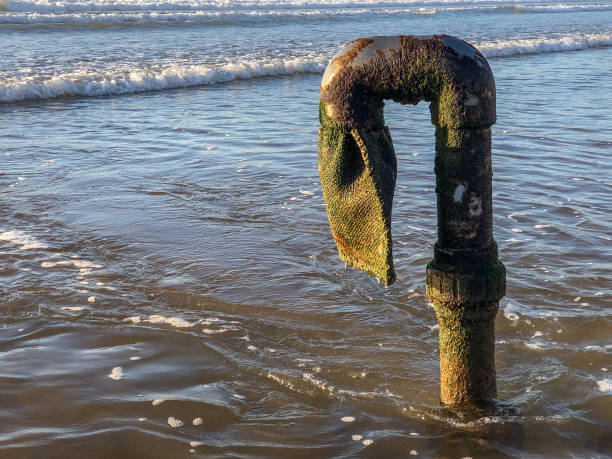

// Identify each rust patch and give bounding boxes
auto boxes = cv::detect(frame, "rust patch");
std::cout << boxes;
[321,34,495,129]
[333,38,374,69]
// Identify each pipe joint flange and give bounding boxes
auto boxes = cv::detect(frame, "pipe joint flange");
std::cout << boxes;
[432,242,499,272]
[425,260,505,307]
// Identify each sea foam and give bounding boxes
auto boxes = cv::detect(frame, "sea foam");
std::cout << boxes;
[108,366,124,380]
[1,229,48,250]
[596,378,612,394]
[1,0,608,25]
[147,315,193,328]
[2,32,610,104]
[0,59,327,103]
[478,33,612,58]
[167,416,184,427]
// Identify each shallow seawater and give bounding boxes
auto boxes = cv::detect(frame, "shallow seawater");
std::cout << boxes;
[1,1,612,457]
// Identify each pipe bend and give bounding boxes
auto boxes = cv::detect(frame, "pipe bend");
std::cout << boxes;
[320,35,495,130]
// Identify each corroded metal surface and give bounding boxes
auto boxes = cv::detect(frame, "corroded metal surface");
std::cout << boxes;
[320,35,495,130]
[318,35,506,406]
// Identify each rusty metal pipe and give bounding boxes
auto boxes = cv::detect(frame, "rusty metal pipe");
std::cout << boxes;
[318,35,506,406]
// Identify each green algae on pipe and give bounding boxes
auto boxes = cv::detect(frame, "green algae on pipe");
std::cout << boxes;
[318,35,506,406]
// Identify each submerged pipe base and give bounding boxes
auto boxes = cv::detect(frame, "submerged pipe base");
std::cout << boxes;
[427,260,505,405]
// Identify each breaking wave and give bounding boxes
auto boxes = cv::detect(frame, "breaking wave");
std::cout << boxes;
[0,7,435,26]
[0,58,328,103]
[478,33,612,58]
[2,33,611,103]
[1,1,610,26]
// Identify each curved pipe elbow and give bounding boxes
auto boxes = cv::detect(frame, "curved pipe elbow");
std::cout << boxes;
[320,35,496,130]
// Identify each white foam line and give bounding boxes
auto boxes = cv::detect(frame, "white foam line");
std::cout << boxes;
[1,0,609,20]
[202,328,229,334]
[16,3,590,27]
[124,316,141,324]
[477,33,612,58]
[4,0,438,15]
[126,314,191,328]
[61,306,86,312]
[41,259,104,269]
[1,58,327,103]
[2,33,610,104]
[0,7,437,24]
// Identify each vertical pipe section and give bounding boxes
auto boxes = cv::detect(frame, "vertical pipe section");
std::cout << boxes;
[427,125,505,405]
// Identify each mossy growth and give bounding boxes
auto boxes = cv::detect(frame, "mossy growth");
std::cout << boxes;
[318,34,503,407]
[318,102,397,285]
[434,300,498,404]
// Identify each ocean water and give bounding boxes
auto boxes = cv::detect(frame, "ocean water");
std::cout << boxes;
[1,0,611,457]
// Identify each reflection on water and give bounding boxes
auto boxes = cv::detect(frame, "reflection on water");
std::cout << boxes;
[1,50,611,456]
